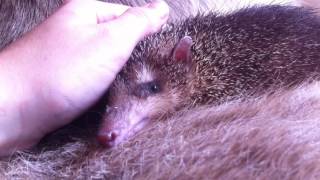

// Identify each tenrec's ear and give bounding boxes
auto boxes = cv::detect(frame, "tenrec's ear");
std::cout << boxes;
[173,36,193,62]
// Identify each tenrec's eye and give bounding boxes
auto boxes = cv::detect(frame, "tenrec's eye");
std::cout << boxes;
[133,80,162,98]
[148,82,161,94]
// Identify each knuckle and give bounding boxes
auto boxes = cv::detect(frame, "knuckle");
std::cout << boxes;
[126,7,151,27]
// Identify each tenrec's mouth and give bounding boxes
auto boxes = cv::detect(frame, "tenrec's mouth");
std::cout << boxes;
[98,117,150,148]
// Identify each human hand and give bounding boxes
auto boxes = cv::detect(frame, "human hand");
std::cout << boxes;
[0,0,169,156]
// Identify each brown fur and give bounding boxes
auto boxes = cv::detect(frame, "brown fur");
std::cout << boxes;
[2,82,320,179]
[0,0,214,50]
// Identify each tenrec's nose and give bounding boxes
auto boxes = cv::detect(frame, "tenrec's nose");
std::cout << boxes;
[97,131,118,148]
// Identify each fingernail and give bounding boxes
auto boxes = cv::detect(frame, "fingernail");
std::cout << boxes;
[147,0,169,20]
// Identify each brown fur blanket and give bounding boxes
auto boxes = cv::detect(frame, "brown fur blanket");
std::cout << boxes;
[2,82,320,179]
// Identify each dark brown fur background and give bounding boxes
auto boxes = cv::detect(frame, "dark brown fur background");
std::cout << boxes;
[0,0,212,50]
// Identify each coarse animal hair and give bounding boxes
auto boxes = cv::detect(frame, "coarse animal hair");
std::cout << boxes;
[99,5,320,146]
[2,81,320,179]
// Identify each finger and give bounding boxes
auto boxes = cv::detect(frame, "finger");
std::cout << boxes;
[94,1,130,23]
[63,0,130,23]
[101,0,169,57]
[111,0,169,36]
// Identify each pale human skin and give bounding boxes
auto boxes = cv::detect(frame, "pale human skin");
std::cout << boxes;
[0,0,169,156]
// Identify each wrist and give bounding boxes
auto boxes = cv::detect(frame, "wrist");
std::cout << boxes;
[0,48,63,156]
[0,60,37,155]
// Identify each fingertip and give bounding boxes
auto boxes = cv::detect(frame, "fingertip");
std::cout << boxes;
[145,0,170,25]
[105,0,169,39]
[95,0,169,67]
[147,0,170,34]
